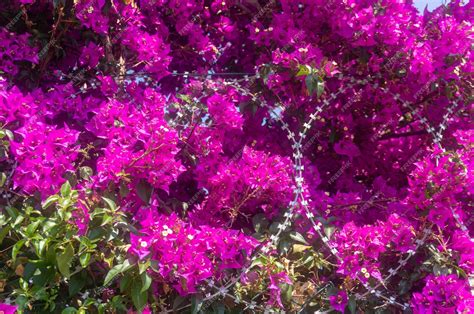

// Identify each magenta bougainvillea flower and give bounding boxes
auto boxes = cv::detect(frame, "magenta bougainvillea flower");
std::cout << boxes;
[10,118,79,197]
[0,0,472,312]
[129,210,257,294]
[0,303,17,314]
[329,290,348,313]
[411,275,474,313]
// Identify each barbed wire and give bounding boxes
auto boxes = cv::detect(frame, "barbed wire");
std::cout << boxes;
[1,46,471,314]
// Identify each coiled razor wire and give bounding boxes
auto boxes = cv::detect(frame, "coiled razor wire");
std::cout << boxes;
[87,70,472,310]
[196,74,413,310]
[290,76,471,308]
[35,66,472,312]
[221,72,470,310]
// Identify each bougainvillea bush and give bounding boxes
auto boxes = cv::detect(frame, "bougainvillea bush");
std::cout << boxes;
[0,0,473,313]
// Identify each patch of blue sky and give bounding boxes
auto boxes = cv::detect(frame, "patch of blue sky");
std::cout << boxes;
[413,0,446,12]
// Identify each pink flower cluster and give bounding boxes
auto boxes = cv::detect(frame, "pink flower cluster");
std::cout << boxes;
[10,119,79,196]
[129,210,257,295]
[412,275,473,313]
[334,214,416,283]
[86,90,184,193]
[0,0,472,311]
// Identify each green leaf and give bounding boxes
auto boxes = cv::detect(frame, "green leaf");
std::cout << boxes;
[22,263,37,280]
[42,195,59,209]
[347,295,356,314]
[455,265,467,278]
[252,214,269,233]
[191,295,204,314]
[12,214,24,228]
[90,207,106,219]
[0,172,6,187]
[289,231,309,245]
[0,225,11,245]
[79,253,91,267]
[281,283,293,304]
[111,296,127,311]
[79,236,92,249]
[101,214,113,226]
[82,298,96,307]
[120,272,133,293]
[131,279,148,311]
[45,243,58,265]
[12,239,27,261]
[177,93,192,104]
[5,206,19,220]
[102,197,117,211]
[136,180,153,204]
[275,261,285,269]
[316,79,325,98]
[250,257,265,269]
[79,166,93,180]
[140,272,152,292]
[5,129,14,141]
[278,238,292,255]
[305,74,324,98]
[324,225,336,239]
[60,198,72,210]
[138,260,150,274]
[33,238,48,257]
[98,304,106,314]
[57,243,75,278]
[42,219,58,233]
[26,220,42,237]
[87,227,106,241]
[32,266,56,286]
[115,221,141,235]
[104,259,132,286]
[60,181,72,198]
[305,75,315,96]
[69,272,86,297]
[61,307,78,314]
[296,64,312,77]
[292,244,312,253]
[15,295,28,309]
[300,253,314,266]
